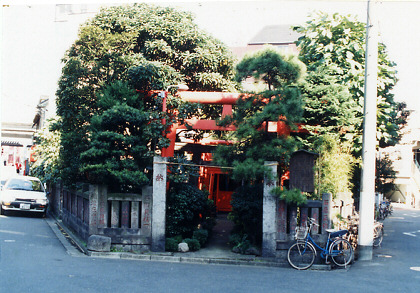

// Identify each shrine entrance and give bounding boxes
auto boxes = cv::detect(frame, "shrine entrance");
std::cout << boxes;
[210,173,236,212]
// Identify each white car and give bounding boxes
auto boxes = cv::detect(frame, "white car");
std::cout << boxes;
[0,176,49,216]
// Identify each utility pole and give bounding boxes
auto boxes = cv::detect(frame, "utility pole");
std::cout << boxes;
[0,6,3,174]
[358,0,378,260]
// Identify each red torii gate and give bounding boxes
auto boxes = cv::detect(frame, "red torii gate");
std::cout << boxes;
[156,90,305,211]
[160,91,296,157]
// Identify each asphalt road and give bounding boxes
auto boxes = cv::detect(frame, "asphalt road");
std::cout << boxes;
[1,207,420,293]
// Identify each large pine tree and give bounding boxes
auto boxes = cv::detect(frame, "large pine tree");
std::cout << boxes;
[55,3,237,190]
[214,46,306,181]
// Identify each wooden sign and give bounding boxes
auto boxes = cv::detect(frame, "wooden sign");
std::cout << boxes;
[289,150,318,193]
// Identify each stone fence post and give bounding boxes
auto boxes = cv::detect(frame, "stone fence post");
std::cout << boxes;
[262,161,278,257]
[141,186,153,237]
[151,156,167,252]
[97,185,107,229]
[88,184,99,235]
[321,193,332,233]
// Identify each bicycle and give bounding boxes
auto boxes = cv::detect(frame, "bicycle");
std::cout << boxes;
[287,217,354,270]
[345,213,384,248]
[345,216,359,250]
[373,221,384,247]
[376,200,393,220]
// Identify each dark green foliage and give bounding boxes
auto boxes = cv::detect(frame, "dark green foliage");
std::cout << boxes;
[271,187,307,206]
[79,81,165,192]
[192,229,209,247]
[56,3,237,187]
[166,232,207,251]
[229,184,263,245]
[376,154,397,195]
[166,183,216,238]
[229,234,251,254]
[165,156,215,245]
[167,155,200,184]
[214,46,305,181]
[183,238,201,251]
[128,62,183,92]
[165,237,181,252]
[298,70,362,148]
[165,238,179,252]
[235,46,306,90]
[31,118,61,185]
[213,47,306,247]
[294,12,409,152]
[294,12,409,198]
[313,135,355,197]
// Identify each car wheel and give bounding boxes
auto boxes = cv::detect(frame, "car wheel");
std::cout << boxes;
[0,205,5,216]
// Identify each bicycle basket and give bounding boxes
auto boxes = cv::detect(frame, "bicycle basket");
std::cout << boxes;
[295,227,308,240]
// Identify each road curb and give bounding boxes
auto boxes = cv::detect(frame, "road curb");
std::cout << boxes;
[46,215,334,270]
[87,250,289,268]
[45,216,88,257]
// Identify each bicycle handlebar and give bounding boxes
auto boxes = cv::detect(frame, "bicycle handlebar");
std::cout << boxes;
[308,217,319,227]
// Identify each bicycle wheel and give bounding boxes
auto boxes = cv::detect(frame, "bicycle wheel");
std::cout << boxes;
[373,226,383,247]
[287,242,316,270]
[329,238,353,267]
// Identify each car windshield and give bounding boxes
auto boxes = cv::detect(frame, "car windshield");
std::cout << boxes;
[5,178,44,192]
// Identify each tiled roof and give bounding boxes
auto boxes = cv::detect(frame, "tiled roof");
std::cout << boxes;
[1,141,23,147]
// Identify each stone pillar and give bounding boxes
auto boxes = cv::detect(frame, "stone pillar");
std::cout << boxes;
[289,207,298,236]
[300,207,309,227]
[121,201,130,228]
[131,201,140,229]
[262,161,278,257]
[111,201,119,228]
[321,193,332,234]
[151,156,167,252]
[88,184,99,235]
[97,185,108,228]
[310,208,320,234]
[141,186,153,237]
[277,200,287,241]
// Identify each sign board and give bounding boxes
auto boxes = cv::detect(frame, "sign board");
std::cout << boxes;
[289,150,318,193]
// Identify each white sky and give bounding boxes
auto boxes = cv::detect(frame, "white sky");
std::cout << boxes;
[1,0,419,125]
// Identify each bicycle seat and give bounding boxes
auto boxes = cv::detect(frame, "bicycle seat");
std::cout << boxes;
[326,229,348,238]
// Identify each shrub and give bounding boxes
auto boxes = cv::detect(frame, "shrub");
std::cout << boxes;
[193,229,209,247]
[165,237,181,252]
[166,183,216,238]
[229,183,263,245]
[271,187,307,206]
[173,235,183,243]
[183,238,201,251]
[229,233,251,254]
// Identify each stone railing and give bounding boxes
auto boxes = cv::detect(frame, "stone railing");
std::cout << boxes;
[49,158,353,257]
[274,194,333,251]
[50,183,153,252]
[262,161,351,258]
